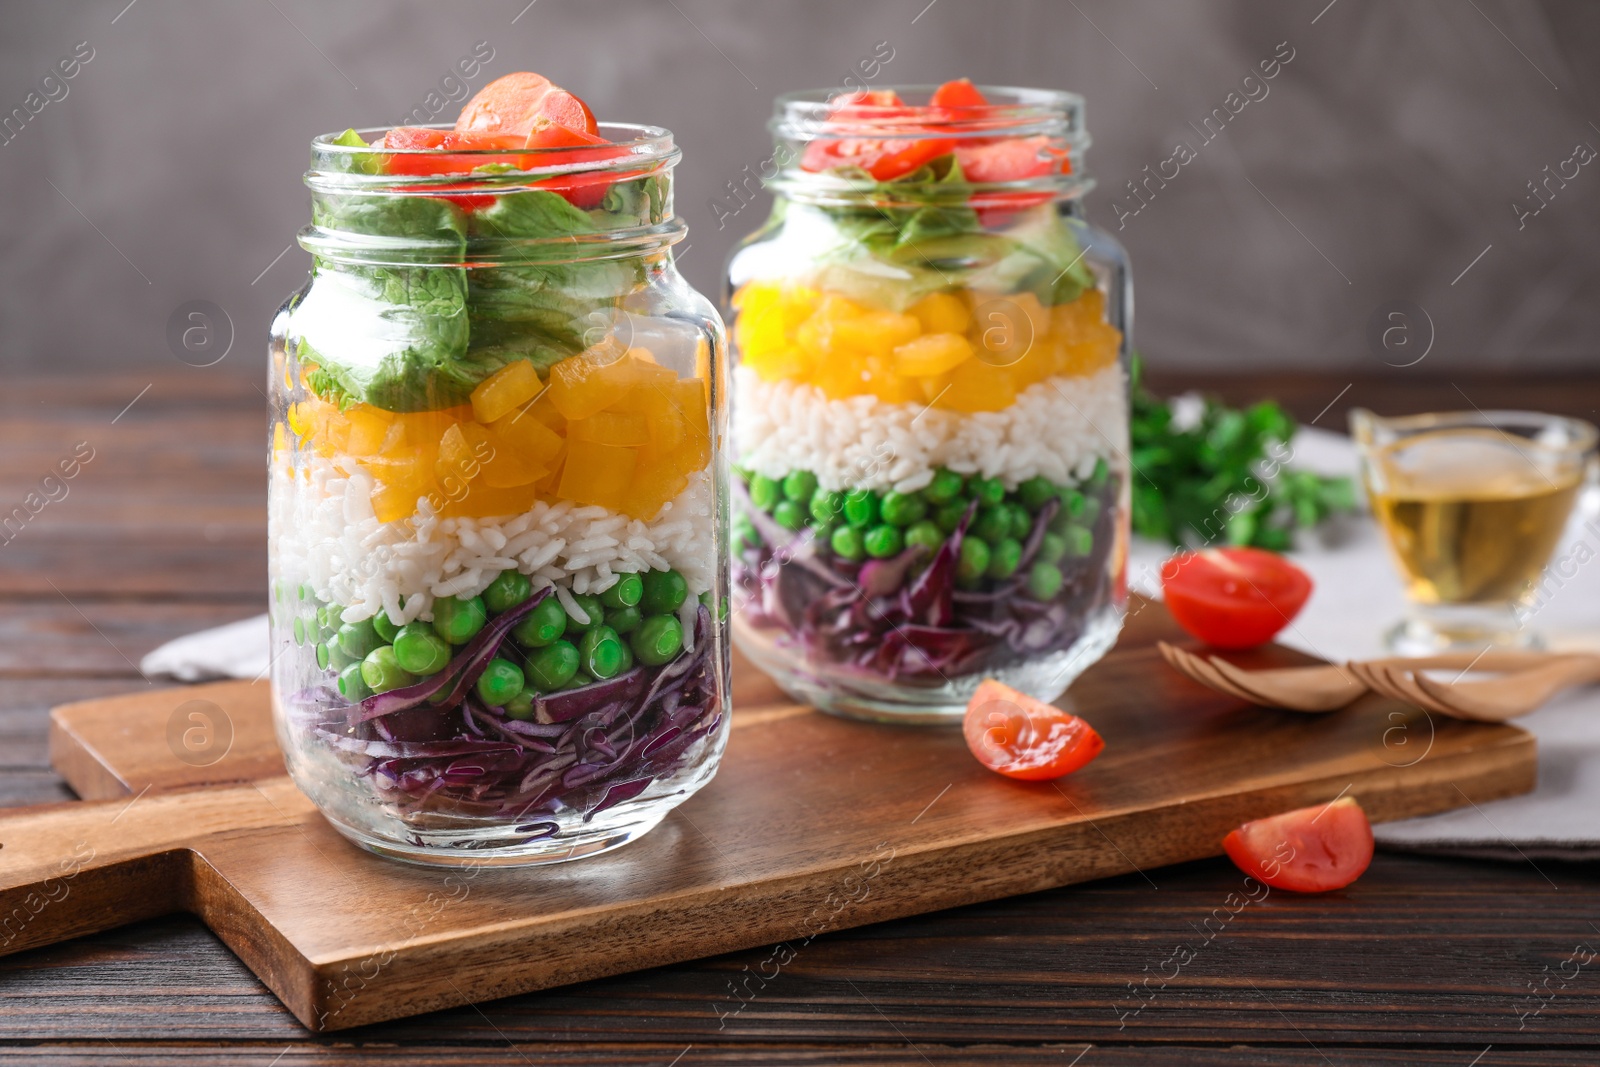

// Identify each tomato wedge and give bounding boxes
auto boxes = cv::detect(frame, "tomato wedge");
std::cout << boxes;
[381,119,629,209]
[958,136,1055,182]
[381,127,526,186]
[516,120,633,208]
[929,77,989,110]
[958,135,1073,221]
[963,679,1104,781]
[523,118,615,157]
[1160,547,1312,649]
[801,134,956,181]
[456,71,599,138]
[1223,797,1374,893]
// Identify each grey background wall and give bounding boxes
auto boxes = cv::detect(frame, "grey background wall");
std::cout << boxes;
[0,0,1595,380]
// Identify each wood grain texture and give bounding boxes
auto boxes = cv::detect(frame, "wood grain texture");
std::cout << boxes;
[0,628,1532,1032]
[4,1047,1599,1067]
[0,372,1595,1064]
[5,852,1600,1061]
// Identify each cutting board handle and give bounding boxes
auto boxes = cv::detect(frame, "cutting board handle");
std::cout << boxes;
[0,781,291,956]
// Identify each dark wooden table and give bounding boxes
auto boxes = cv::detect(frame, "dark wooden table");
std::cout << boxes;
[3,371,1599,1066]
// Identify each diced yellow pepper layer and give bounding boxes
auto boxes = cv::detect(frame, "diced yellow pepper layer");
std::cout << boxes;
[290,345,711,525]
[893,333,974,377]
[470,359,543,424]
[733,281,1121,412]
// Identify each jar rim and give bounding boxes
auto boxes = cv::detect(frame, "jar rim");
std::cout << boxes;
[306,121,679,191]
[299,120,686,268]
[772,84,1087,144]
[766,85,1092,205]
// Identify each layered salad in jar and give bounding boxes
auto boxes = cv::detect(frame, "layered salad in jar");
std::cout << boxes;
[268,73,727,863]
[727,81,1129,720]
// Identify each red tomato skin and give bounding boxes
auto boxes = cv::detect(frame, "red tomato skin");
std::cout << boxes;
[381,128,525,178]
[456,72,551,135]
[866,137,956,181]
[521,122,630,207]
[800,79,1072,190]
[535,171,614,209]
[799,138,844,173]
[801,87,957,181]
[522,122,616,166]
[525,119,597,147]
[1161,547,1313,649]
[456,72,599,138]
[963,679,1105,781]
[1222,797,1374,893]
[380,123,627,209]
[930,78,990,109]
[801,135,956,182]
[957,137,1054,183]
[536,89,598,136]
[425,183,494,211]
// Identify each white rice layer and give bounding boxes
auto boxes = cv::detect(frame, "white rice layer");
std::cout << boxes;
[732,364,1127,493]
[269,457,715,628]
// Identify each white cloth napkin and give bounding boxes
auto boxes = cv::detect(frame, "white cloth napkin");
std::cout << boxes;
[142,428,1600,859]
[139,613,271,682]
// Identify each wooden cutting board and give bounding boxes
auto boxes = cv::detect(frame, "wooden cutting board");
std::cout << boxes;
[2,603,1533,1031]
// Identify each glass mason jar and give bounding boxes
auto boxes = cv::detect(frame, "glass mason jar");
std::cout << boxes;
[725,86,1130,722]
[267,124,730,865]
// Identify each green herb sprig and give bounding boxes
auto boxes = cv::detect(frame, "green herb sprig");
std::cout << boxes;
[1129,358,1357,550]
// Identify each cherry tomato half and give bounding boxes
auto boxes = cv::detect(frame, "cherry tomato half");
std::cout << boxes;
[456,71,599,139]
[1160,547,1312,649]
[1222,797,1374,893]
[963,679,1104,781]
[929,77,989,110]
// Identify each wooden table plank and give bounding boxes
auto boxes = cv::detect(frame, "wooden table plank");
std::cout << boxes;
[4,1050,1597,1067]
[0,855,1593,1050]
[0,537,264,599]
[4,1046,1588,1066]
[0,681,161,770]
[0,599,261,679]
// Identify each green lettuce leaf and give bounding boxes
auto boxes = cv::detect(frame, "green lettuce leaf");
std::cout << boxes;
[315,193,469,247]
[806,152,1096,307]
[293,261,474,412]
[297,177,652,413]
[328,128,382,176]
[467,188,643,371]
[297,195,475,411]
[472,187,598,240]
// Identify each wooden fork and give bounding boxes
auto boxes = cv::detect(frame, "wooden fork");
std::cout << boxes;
[1157,643,1266,704]
[1396,654,1600,721]
[1158,642,1594,719]
[1159,643,1358,711]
